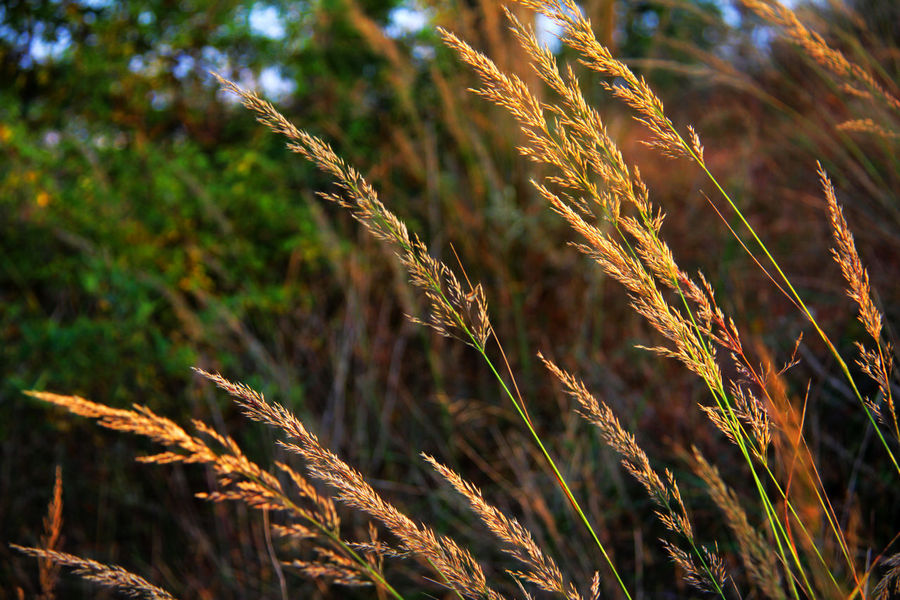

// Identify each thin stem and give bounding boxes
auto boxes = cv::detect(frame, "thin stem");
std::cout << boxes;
[677,132,900,478]
[237,459,407,600]
[347,184,634,600]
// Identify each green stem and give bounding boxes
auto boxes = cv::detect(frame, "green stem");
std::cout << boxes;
[476,346,634,600]
[681,135,900,479]
[355,186,634,600]
[230,456,406,600]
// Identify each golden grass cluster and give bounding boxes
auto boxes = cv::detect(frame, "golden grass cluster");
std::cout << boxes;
[739,0,900,117]
[13,1,900,599]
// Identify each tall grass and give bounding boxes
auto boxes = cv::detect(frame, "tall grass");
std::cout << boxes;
[12,1,900,599]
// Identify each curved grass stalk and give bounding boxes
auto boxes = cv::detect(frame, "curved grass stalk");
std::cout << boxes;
[24,390,407,600]
[679,134,900,479]
[497,4,890,595]
[345,178,633,599]
[439,10,844,594]
[233,458,408,600]
[368,191,634,598]
[214,74,634,600]
[521,0,900,480]
[389,208,633,600]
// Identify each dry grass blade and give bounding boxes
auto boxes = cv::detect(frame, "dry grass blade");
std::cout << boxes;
[515,0,687,159]
[285,547,373,587]
[11,546,178,600]
[540,355,731,596]
[692,448,786,600]
[837,119,900,140]
[192,368,505,600]
[738,0,900,114]
[442,11,732,400]
[23,391,211,462]
[820,164,898,436]
[423,454,582,600]
[36,466,64,600]
[23,391,272,506]
[22,389,400,594]
[820,164,882,342]
[212,72,490,349]
[23,391,288,510]
[282,430,507,600]
[440,18,630,221]
[874,554,900,600]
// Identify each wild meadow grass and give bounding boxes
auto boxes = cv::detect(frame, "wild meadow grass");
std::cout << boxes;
[12,1,900,599]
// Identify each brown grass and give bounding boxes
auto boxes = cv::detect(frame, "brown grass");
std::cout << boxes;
[11,546,178,600]
[13,1,900,599]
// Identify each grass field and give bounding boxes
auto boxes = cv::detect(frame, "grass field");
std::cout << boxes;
[7,1,900,598]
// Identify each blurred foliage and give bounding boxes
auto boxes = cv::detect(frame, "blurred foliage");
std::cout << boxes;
[1,2,422,597]
[3,0,900,598]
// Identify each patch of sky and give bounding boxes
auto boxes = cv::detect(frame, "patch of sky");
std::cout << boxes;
[0,11,18,46]
[28,22,72,64]
[637,10,659,35]
[259,65,296,99]
[173,54,194,79]
[610,76,629,91]
[716,0,741,28]
[712,0,797,31]
[412,43,435,61]
[199,45,235,90]
[536,2,584,53]
[76,0,112,8]
[385,3,431,39]
[536,13,564,53]
[249,3,285,40]
[138,10,155,26]
[202,45,229,70]
[750,25,774,49]
[128,55,145,73]
[43,131,62,147]
[150,90,172,110]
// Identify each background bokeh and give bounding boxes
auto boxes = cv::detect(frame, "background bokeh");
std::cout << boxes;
[3,0,899,597]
